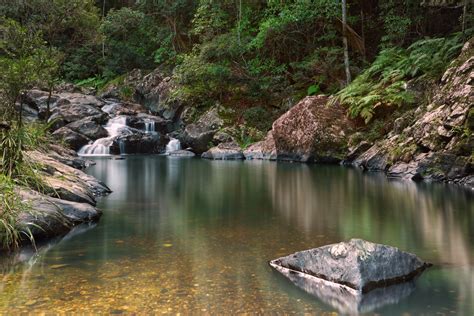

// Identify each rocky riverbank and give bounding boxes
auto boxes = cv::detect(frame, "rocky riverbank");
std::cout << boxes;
[23,39,472,191]
[13,146,110,246]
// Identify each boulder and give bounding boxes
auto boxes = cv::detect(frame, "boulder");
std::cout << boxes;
[117,132,168,154]
[65,117,108,140]
[271,95,354,162]
[56,92,104,108]
[243,131,278,160]
[26,150,111,200]
[49,103,107,128]
[101,101,149,116]
[270,239,431,293]
[52,127,91,151]
[353,144,389,172]
[19,189,101,239]
[182,107,225,154]
[202,142,244,160]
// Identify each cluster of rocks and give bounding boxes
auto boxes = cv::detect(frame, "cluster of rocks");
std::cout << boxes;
[15,147,111,242]
[24,89,172,154]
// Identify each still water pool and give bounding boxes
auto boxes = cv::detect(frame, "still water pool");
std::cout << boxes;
[0,156,473,314]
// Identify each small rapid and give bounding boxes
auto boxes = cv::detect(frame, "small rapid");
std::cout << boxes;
[165,138,181,154]
[78,116,131,156]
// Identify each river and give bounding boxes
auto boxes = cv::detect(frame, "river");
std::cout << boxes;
[0,156,473,314]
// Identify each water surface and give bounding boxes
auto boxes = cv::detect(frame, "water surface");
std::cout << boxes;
[0,156,473,314]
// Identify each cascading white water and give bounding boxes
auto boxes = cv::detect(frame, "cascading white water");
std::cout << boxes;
[144,121,155,133]
[165,138,181,154]
[78,116,130,156]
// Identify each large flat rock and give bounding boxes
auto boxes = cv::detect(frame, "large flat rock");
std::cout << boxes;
[270,239,430,293]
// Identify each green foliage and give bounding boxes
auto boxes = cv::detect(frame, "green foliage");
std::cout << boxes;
[0,0,101,81]
[76,76,108,90]
[100,7,156,77]
[307,84,320,96]
[0,18,57,124]
[0,175,29,250]
[0,123,53,250]
[334,34,465,123]
[243,107,272,132]
[173,54,231,105]
[230,125,265,150]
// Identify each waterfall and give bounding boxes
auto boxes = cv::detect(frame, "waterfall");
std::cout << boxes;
[144,121,155,133]
[78,116,129,156]
[165,138,181,154]
[119,139,126,155]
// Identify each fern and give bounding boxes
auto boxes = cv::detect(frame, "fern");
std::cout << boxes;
[334,33,464,123]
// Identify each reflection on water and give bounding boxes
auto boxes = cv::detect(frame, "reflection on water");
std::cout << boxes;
[0,156,472,314]
[273,264,417,314]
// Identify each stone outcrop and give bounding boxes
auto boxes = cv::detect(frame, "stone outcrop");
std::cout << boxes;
[66,117,109,140]
[244,96,353,162]
[271,95,353,162]
[270,239,430,293]
[10,147,112,244]
[201,142,244,160]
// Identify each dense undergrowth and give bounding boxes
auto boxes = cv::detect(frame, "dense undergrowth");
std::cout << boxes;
[334,32,469,123]
[0,123,54,250]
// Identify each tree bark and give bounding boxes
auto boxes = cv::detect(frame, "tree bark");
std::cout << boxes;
[342,0,351,85]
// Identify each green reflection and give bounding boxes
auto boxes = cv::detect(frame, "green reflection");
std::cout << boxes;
[0,156,472,314]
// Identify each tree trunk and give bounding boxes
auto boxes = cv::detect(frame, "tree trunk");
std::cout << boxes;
[342,0,351,85]
[462,0,467,34]
[102,0,106,58]
[46,87,52,121]
[18,93,24,128]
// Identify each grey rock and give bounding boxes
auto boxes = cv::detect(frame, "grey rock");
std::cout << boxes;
[353,145,389,172]
[66,117,108,140]
[19,190,102,239]
[270,239,430,293]
[182,123,216,154]
[168,150,196,157]
[117,132,169,154]
[202,142,244,160]
[52,127,91,151]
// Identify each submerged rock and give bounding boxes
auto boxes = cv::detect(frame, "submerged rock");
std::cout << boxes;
[277,265,417,314]
[167,149,196,157]
[270,239,430,293]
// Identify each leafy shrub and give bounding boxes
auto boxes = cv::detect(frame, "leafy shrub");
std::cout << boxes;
[100,7,156,76]
[243,107,272,132]
[173,54,231,105]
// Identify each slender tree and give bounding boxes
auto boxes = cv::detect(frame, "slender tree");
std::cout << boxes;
[342,0,351,85]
